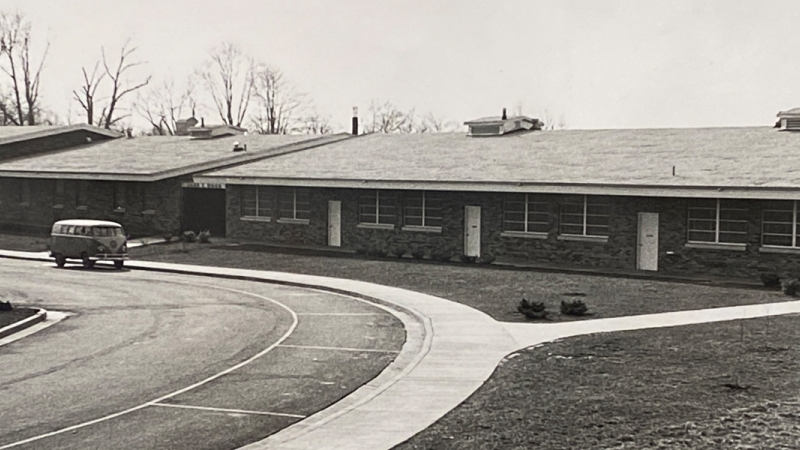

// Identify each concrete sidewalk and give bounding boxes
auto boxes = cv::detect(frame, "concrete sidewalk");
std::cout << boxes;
[3,251,800,450]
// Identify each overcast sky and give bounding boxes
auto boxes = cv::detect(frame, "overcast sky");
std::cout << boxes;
[3,0,799,132]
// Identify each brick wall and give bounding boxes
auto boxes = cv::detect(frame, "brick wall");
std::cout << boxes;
[0,130,115,163]
[225,185,800,280]
[0,177,182,237]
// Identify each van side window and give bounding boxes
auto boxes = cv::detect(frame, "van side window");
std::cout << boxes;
[67,226,75,234]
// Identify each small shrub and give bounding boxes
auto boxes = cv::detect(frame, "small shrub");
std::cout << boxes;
[411,248,426,260]
[0,300,12,311]
[477,254,496,265]
[198,230,212,244]
[431,250,453,262]
[162,232,173,243]
[760,273,781,289]
[181,230,197,243]
[782,278,800,296]
[460,254,477,264]
[561,299,589,316]
[354,245,368,255]
[391,246,407,258]
[518,297,548,320]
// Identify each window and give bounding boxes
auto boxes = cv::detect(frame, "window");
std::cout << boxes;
[503,194,550,233]
[687,199,747,244]
[403,191,442,228]
[560,195,610,237]
[278,187,310,221]
[762,200,797,247]
[241,186,273,218]
[359,190,396,226]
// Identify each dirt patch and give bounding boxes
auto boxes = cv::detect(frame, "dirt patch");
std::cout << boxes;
[0,307,39,329]
[396,314,800,449]
[131,244,788,322]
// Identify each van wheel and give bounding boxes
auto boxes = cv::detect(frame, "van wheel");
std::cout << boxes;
[114,260,124,270]
[54,254,66,268]
[82,253,95,269]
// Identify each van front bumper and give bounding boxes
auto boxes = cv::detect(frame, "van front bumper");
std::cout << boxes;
[90,253,129,261]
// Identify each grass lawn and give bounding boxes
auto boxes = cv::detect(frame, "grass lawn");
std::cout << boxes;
[395,314,800,449]
[0,233,49,252]
[0,307,38,329]
[130,243,787,322]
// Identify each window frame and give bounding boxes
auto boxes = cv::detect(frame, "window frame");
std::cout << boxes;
[558,194,610,240]
[502,193,550,236]
[686,198,748,246]
[761,200,798,248]
[402,190,443,232]
[240,186,273,221]
[277,187,311,224]
[358,189,396,229]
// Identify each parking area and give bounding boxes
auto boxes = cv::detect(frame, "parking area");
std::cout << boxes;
[0,258,404,450]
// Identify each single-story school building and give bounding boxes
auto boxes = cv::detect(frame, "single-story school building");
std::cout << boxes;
[0,123,350,237]
[194,112,800,279]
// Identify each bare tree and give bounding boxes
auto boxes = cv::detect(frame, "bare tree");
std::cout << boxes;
[133,77,197,135]
[0,12,49,125]
[298,110,332,135]
[99,40,151,129]
[251,66,304,134]
[415,112,459,133]
[365,100,415,133]
[73,40,150,129]
[72,61,104,126]
[539,109,567,130]
[199,42,254,128]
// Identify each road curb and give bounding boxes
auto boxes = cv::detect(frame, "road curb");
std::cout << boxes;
[0,308,47,340]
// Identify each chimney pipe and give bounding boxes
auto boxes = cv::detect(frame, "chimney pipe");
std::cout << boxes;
[352,107,359,135]
[201,117,205,128]
[502,108,507,120]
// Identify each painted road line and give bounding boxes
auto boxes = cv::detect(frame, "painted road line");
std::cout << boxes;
[278,344,400,353]
[0,283,299,450]
[296,313,386,316]
[150,403,306,419]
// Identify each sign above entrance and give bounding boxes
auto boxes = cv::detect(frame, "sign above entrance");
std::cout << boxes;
[182,182,225,189]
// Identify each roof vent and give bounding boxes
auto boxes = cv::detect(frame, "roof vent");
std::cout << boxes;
[232,141,247,152]
[777,108,800,131]
[464,109,543,137]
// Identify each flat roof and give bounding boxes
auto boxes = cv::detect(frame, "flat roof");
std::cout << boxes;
[196,127,800,199]
[0,133,351,181]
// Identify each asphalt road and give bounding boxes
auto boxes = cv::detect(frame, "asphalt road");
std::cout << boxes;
[0,258,404,450]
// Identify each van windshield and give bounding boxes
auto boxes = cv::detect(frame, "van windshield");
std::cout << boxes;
[93,227,125,237]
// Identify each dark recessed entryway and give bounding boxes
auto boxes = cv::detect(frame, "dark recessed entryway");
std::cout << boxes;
[182,187,226,237]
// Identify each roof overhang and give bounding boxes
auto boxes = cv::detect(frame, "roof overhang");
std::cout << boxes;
[192,176,800,200]
[0,124,122,146]
[0,133,352,182]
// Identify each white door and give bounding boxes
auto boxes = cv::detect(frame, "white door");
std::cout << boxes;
[637,212,659,271]
[328,200,341,247]
[464,205,481,257]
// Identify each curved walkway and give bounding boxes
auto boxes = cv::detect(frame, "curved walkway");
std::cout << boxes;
[3,250,800,450]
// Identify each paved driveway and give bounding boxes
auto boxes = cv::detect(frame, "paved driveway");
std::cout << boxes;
[0,258,403,450]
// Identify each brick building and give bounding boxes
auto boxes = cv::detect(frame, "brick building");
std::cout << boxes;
[0,128,350,237]
[195,115,800,279]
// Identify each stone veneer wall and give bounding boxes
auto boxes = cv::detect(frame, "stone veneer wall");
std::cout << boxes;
[225,185,800,280]
[0,177,182,237]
